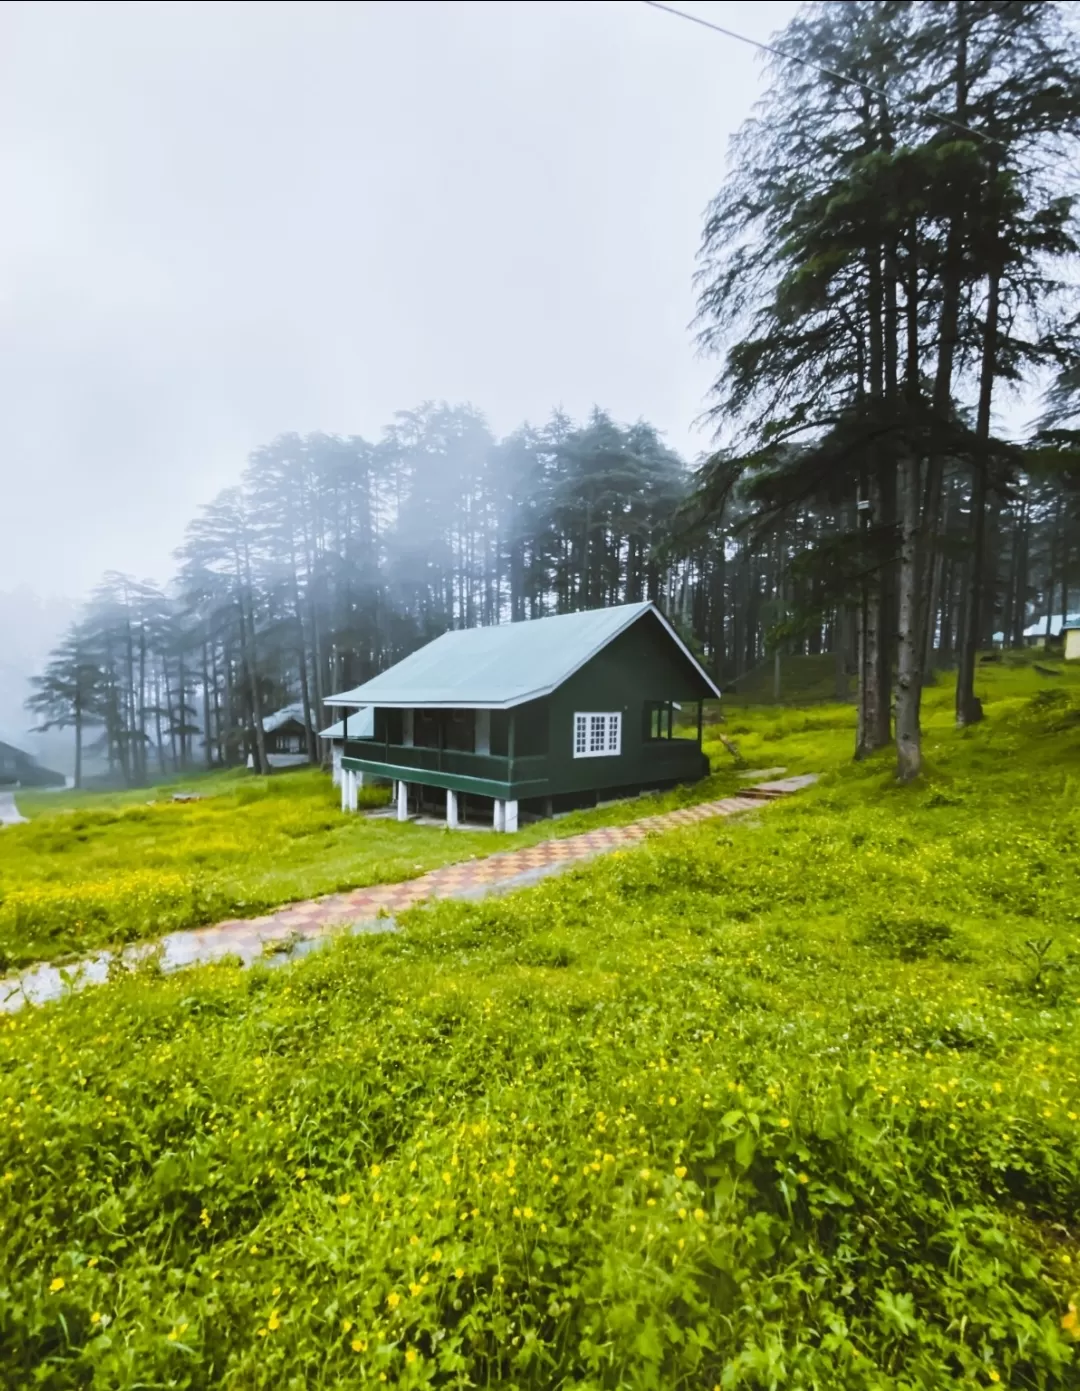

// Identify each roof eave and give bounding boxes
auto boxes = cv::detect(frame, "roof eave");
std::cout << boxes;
[323,687,555,711]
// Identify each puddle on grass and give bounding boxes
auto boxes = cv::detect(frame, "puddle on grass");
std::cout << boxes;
[0,915,398,1015]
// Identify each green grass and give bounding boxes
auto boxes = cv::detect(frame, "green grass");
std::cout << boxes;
[722,652,854,706]
[11,766,262,820]
[1,661,1078,1387]
[0,757,757,972]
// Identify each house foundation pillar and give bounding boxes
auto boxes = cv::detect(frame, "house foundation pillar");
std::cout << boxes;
[446,788,459,829]
[493,798,505,832]
[504,799,518,833]
[396,780,409,822]
[340,767,349,812]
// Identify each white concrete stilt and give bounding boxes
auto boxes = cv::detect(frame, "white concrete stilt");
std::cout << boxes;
[504,798,519,833]
[340,767,349,812]
[493,798,505,833]
[446,788,459,829]
[396,780,409,822]
[349,769,359,812]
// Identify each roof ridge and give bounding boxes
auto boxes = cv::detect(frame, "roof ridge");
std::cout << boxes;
[324,601,719,710]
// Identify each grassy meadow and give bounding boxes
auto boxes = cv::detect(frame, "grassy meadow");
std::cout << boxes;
[1,657,1078,1387]
[0,743,779,973]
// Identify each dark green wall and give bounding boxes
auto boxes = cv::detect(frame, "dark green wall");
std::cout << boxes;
[540,610,710,798]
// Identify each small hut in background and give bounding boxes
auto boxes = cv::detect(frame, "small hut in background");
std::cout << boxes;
[248,704,313,769]
[0,739,65,788]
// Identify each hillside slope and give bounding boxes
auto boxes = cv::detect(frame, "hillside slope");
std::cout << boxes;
[1,667,1078,1388]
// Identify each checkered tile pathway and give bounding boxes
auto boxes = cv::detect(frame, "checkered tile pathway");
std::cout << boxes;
[198,777,816,955]
[0,775,818,1012]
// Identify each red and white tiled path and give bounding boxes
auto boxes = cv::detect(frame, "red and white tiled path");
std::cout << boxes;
[1,776,817,1012]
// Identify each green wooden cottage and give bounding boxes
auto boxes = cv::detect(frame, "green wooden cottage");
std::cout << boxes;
[324,601,719,830]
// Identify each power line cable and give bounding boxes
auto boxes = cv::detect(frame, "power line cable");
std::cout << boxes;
[642,0,1005,153]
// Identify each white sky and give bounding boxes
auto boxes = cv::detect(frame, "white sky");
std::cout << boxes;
[0,0,800,599]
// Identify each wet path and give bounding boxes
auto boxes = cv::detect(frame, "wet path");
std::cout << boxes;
[0,776,818,1012]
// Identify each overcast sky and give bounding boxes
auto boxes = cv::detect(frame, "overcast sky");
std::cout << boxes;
[1,0,799,600]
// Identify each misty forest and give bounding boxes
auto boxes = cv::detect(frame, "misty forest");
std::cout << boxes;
[27,3,1080,786]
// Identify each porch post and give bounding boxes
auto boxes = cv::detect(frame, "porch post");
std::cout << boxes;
[504,799,518,833]
[349,769,360,812]
[396,780,409,821]
[341,766,349,812]
[493,798,505,832]
[446,788,459,829]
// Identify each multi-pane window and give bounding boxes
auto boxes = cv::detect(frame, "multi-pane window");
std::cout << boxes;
[573,711,621,758]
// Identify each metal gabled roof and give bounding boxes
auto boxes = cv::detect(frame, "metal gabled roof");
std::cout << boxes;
[262,703,309,734]
[324,602,721,710]
[318,707,373,741]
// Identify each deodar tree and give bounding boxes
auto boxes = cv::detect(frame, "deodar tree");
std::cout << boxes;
[692,0,1080,779]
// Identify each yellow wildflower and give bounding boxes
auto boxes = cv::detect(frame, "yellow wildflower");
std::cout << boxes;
[455,1267,465,1279]
[386,1291,401,1309]
[337,1193,352,1207]
[267,1310,280,1331]
[351,1336,367,1352]
[1062,1302,1079,1339]
[90,1311,101,1325]
[49,1278,65,1293]
[674,1165,687,1179]
[405,1348,418,1364]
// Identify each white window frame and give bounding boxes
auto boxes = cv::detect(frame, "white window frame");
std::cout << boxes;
[573,711,622,758]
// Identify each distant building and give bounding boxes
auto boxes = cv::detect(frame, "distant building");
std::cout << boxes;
[247,704,314,769]
[1064,628,1080,662]
[996,613,1080,647]
[0,739,65,789]
[318,707,374,786]
[325,601,720,830]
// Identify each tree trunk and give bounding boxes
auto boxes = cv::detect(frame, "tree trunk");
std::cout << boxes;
[241,590,270,774]
[201,637,213,769]
[956,262,1001,726]
[74,701,83,791]
[895,451,922,779]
